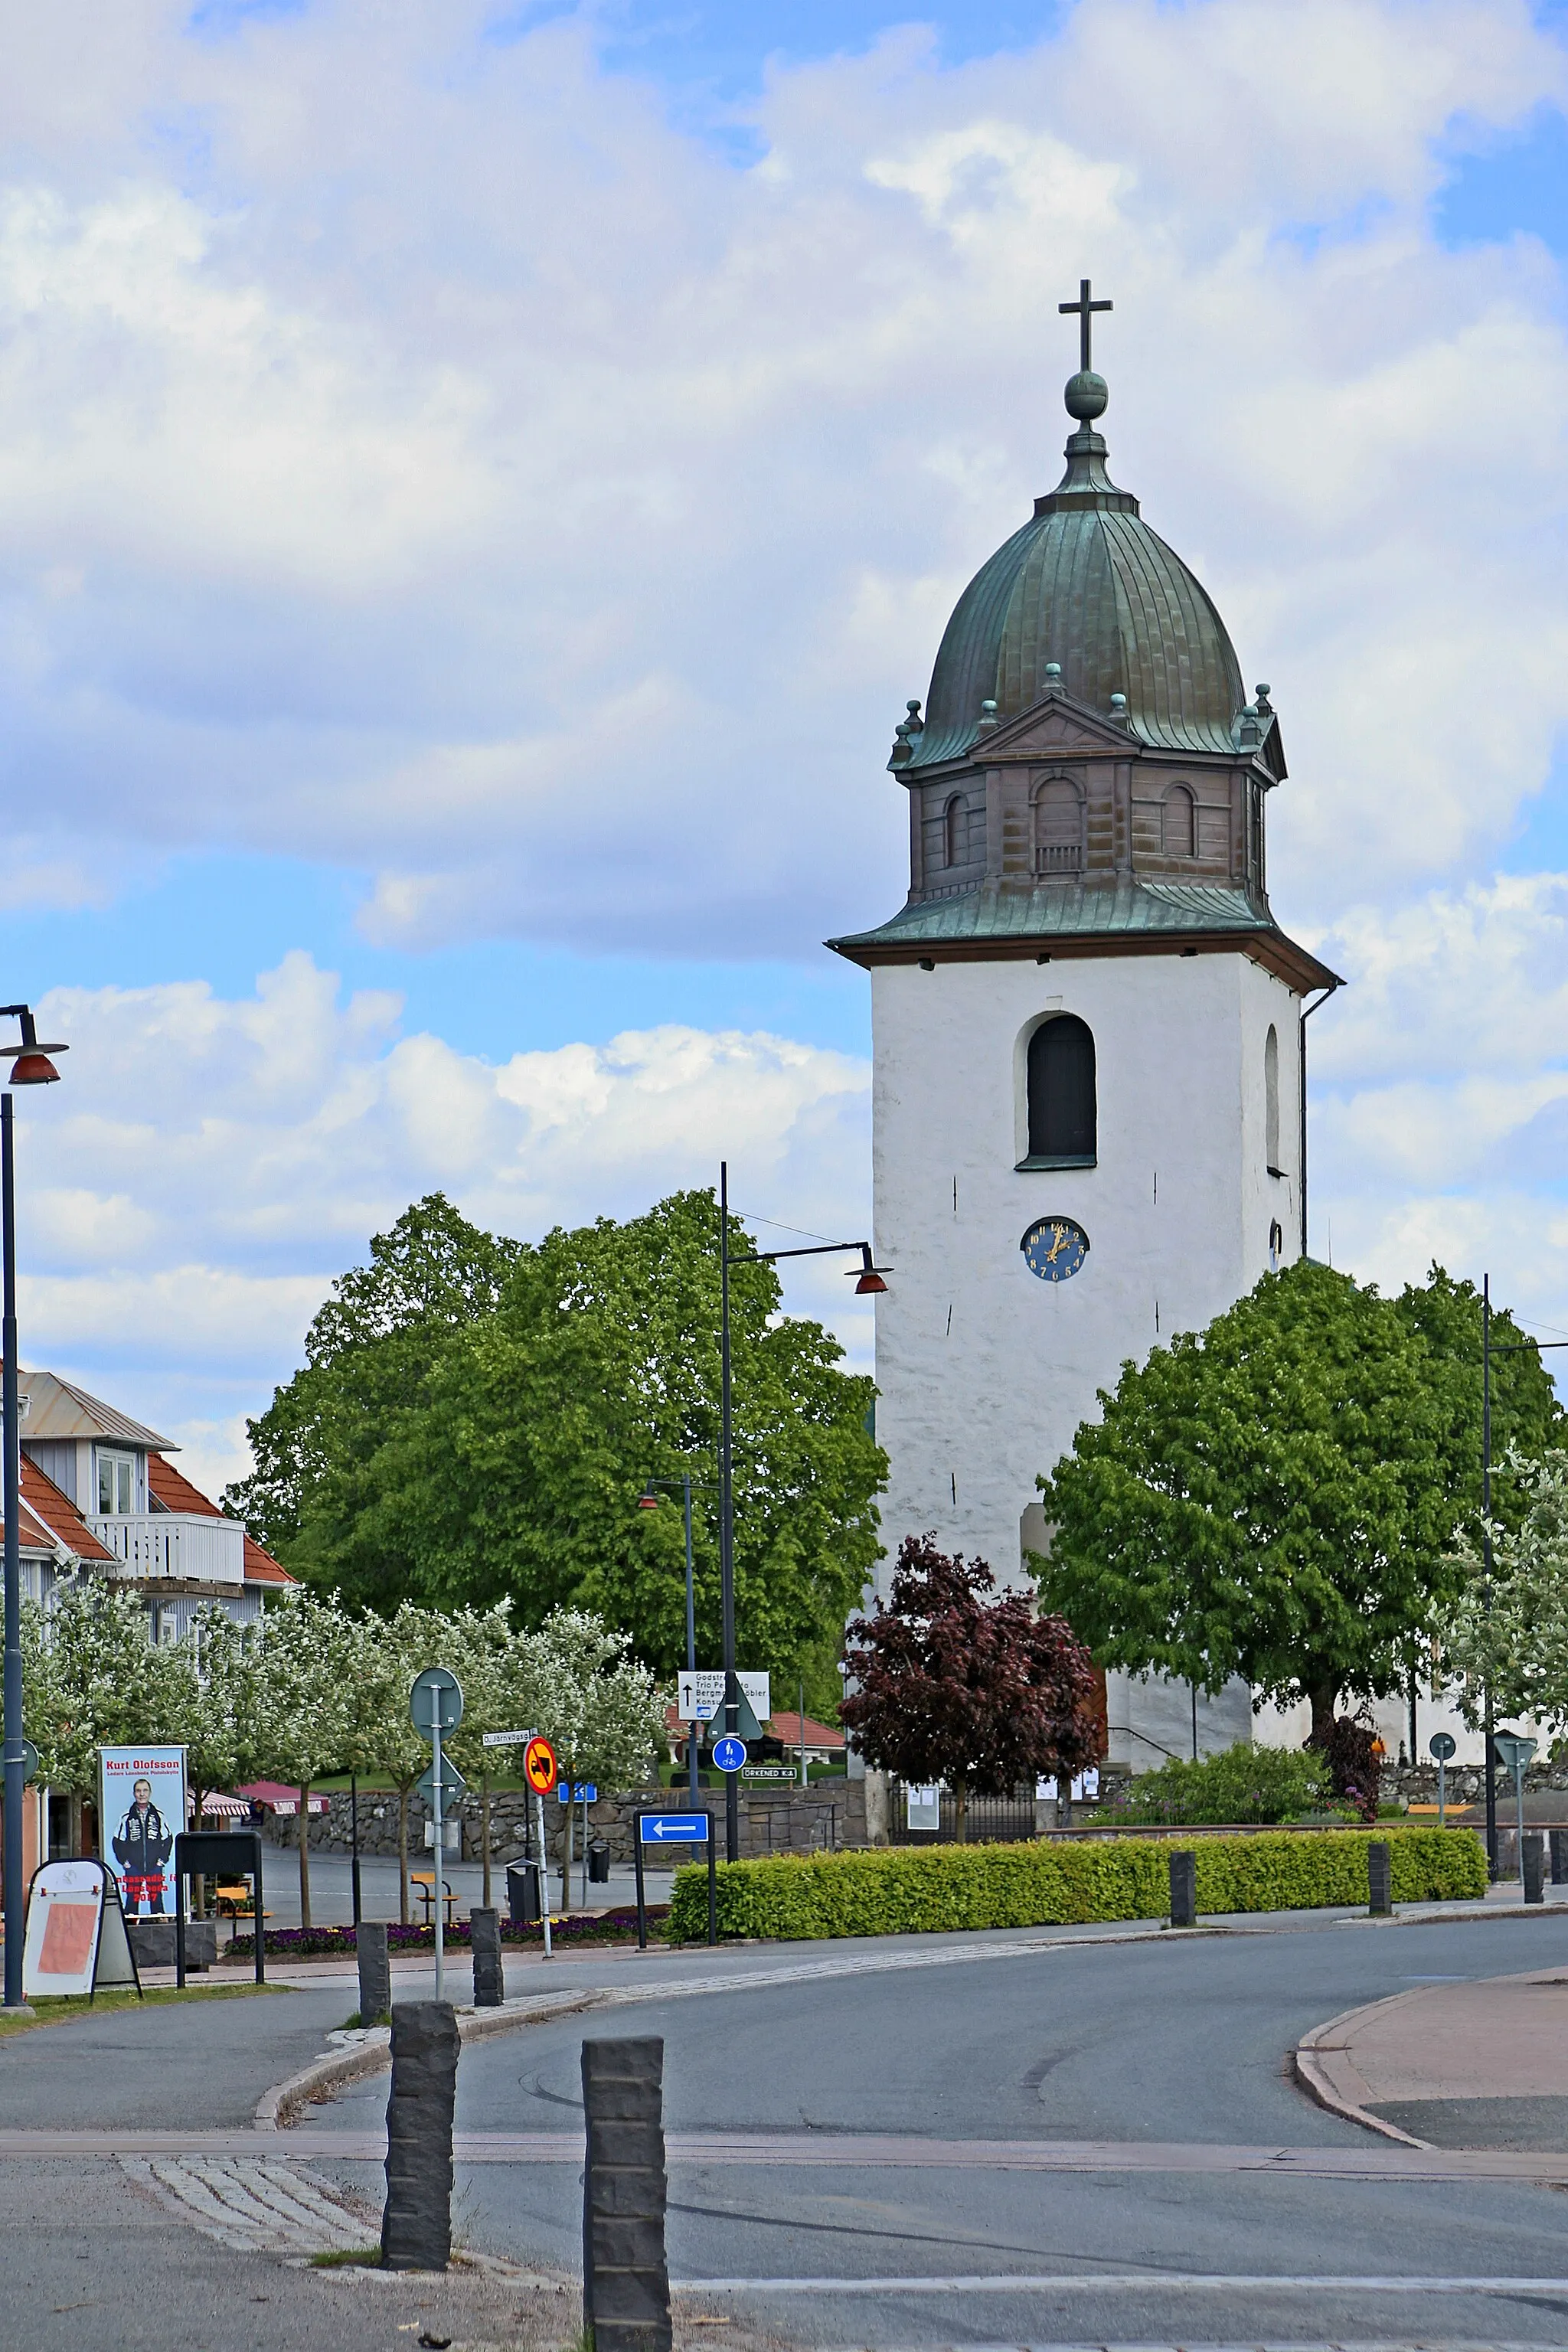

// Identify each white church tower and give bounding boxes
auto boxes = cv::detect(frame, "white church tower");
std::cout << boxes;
[830,288,1339,1772]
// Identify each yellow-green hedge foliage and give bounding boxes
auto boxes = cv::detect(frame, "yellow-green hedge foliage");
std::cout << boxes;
[665,1825,1486,1942]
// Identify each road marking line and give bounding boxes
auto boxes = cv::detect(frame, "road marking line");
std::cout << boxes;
[672,2272,1568,2295]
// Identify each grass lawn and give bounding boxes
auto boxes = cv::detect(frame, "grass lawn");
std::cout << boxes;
[0,1982,282,2037]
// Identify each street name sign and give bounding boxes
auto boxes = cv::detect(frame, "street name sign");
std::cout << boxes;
[482,1727,537,1748]
[740,1764,796,1782]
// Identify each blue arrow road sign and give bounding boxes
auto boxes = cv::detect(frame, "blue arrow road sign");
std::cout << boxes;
[712,1735,747,1772]
[639,1813,710,1844]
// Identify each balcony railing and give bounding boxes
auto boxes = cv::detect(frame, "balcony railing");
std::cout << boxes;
[87,1512,246,1587]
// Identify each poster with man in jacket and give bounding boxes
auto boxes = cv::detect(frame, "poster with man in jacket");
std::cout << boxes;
[98,1747,185,1918]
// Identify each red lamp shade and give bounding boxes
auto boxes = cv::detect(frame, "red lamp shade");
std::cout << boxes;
[8,1052,60,1086]
[854,1269,888,1295]
[637,1491,659,1511]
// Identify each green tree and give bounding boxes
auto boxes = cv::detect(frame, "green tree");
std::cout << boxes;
[1034,1260,1552,1745]
[225,1194,521,1604]
[232,1190,885,1693]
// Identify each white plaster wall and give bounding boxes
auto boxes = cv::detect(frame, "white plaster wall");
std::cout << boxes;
[868,948,1302,1599]
[1253,1689,1556,1772]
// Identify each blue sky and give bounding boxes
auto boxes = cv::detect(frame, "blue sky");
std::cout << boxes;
[9,0,1568,1485]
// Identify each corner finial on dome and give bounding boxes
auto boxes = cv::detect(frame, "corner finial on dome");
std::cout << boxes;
[1059,276,1111,429]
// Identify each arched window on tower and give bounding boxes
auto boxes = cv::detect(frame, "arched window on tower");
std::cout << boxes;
[943,794,964,868]
[1162,783,1197,858]
[1264,1024,1281,1173]
[1034,779,1083,876]
[1024,1015,1096,1167]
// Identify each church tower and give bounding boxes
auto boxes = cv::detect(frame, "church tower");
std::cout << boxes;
[830,289,1339,1769]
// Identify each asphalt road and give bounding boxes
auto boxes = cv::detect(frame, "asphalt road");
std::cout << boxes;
[309,1906,1568,2346]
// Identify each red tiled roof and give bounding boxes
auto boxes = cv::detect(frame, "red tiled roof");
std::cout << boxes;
[147,1453,295,1588]
[769,1710,844,1749]
[11,1457,116,1564]
[662,1702,843,1747]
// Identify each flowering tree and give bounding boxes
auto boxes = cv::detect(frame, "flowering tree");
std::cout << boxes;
[1444,1449,1568,1729]
[841,1535,1102,1841]
[250,1589,356,1931]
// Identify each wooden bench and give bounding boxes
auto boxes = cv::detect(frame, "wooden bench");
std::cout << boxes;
[410,1873,456,1928]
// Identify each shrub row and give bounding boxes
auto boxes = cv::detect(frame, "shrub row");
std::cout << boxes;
[665,1826,1486,1943]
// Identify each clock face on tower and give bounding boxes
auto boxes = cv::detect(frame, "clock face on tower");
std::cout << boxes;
[1021,1216,1090,1283]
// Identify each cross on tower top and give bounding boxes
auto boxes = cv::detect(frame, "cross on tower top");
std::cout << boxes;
[1059,278,1112,374]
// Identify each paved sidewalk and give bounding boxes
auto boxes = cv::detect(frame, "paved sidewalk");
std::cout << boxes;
[1298,1962,1568,2149]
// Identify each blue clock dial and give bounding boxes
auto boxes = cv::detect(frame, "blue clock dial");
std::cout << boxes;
[1021,1216,1089,1283]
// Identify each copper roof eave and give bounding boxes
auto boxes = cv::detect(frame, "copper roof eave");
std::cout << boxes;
[829,925,1341,994]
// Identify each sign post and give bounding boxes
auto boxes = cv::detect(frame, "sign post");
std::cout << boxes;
[1492,1730,1537,1896]
[410,1668,464,2000]
[634,1811,716,1952]
[1429,1730,1456,1830]
[524,1736,558,1960]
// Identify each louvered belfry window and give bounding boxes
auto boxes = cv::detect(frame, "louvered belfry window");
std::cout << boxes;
[1034,779,1083,874]
[1027,1015,1096,1164]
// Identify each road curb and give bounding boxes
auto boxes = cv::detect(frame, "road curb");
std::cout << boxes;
[1292,1998,1431,2147]
[254,1988,612,2132]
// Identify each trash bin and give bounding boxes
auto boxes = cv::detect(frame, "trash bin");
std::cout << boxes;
[587,1838,610,1885]
[506,1859,542,1926]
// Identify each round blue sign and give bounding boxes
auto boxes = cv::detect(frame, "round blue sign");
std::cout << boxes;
[713,1735,747,1772]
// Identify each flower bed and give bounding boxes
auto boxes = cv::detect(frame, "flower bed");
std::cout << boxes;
[226,1906,664,1960]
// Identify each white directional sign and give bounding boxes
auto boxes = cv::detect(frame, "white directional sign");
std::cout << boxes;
[677,1671,769,1724]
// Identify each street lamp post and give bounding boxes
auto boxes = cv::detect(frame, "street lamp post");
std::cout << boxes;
[639,1470,714,1799]
[0,1008,66,2010]
[717,1160,888,1864]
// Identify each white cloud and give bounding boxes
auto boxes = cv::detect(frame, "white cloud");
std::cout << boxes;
[0,0,1560,953]
[11,960,872,1458]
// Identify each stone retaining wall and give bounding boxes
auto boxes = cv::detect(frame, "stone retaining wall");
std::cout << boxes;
[268,1778,865,1864]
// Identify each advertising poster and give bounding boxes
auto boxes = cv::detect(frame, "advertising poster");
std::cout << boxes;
[98,1746,186,1919]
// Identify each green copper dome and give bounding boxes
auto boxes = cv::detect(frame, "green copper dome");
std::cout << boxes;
[910,419,1246,768]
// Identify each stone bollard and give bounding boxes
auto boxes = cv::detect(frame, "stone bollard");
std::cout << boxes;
[1168,1851,1196,1929]
[1524,1833,1545,1906]
[471,1906,505,2008]
[381,2001,459,2271]
[1551,1830,1568,1886]
[1367,1840,1392,1916]
[581,2036,672,2352]
[358,1921,391,2025]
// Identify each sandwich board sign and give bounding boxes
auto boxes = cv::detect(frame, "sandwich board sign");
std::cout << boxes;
[21,1858,142,2001]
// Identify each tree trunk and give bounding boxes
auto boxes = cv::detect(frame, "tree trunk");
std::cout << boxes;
[397,1788,410,1926]
[954,1775,968,1845]
[481,1773,492,1910]
[1306,1679,1338,1748]
[297,1784,312,1933]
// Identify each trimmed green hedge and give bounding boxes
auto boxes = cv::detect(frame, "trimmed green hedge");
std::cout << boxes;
[665,1826,1486,1943]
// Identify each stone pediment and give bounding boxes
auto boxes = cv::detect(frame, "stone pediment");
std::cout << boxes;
[972,689,1132,763]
